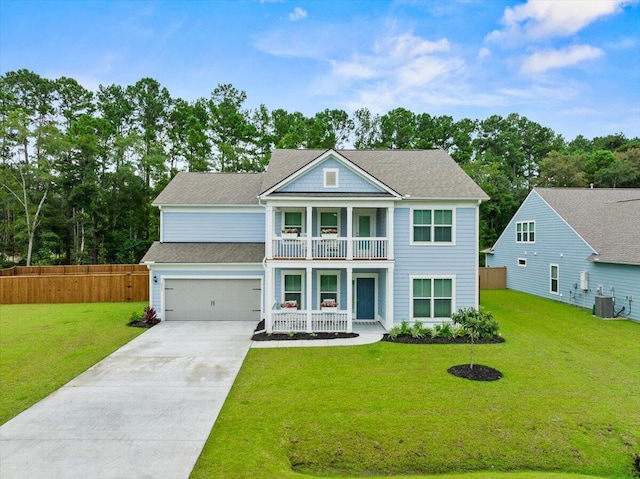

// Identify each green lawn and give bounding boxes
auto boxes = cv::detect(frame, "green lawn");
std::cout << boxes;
[191,290,640,479]
[0,302,146,425]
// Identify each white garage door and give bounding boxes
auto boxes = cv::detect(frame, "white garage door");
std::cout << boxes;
[164,278,261,321]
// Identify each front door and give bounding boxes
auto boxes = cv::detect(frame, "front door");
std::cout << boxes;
[355,277,375,320]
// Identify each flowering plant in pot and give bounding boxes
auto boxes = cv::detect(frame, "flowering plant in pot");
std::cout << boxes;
[280,300,298,310]
[282,228,300,239]
[320,299,338,310]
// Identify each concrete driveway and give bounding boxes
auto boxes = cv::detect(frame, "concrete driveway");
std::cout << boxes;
[0,321,255,479]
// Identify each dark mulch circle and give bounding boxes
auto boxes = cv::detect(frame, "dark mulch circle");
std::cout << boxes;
[127,320,156,328]
[251,319,359,341]
[382,334,504,344]
[448,364,503,381]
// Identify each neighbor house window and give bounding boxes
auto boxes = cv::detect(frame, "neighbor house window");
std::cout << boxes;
[318,272,339,305]
[283,211,303,234]
[324,168,339,188]
[411,276,454,319]
[550,264,559,295]
[516,221,535,243]
[518,258,527,267]
[319,211,339,235]
[412,209,453,244]
[283,273,303,307]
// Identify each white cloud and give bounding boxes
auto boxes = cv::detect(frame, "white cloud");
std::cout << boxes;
[477,47,491,60]
[288,6,307,22]
[487,0,628,44]
[520,44,604,74]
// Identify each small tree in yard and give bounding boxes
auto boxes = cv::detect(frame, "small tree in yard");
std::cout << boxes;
[451,307,499,369]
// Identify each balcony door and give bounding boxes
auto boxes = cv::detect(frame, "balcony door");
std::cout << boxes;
[355,212,375,258]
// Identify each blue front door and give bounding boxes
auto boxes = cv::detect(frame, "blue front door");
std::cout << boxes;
[356,277,375,320]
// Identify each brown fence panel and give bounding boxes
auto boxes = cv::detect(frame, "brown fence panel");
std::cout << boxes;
[0,271,149,304]
[479,267,506,290]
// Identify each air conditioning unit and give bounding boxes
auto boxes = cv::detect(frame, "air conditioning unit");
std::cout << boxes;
[594,296,613,318]
[580,271,589,290]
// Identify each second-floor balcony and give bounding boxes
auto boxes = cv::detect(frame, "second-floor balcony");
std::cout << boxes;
[272,236,388,260]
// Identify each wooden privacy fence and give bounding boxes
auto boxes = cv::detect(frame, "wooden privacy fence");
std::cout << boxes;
[0,265,149,304]
[479,266,507,290]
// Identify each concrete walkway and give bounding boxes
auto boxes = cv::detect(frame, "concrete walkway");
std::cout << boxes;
[0,321,255,479]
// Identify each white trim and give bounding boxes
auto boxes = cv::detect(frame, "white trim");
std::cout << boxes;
[323,168,339,188]
[316,269,341,309]
[352,273,378,320]
[518,258,527,267]
[474,203,479,308]
[266,199,396,208]
[409,206,456,246]
[280,269,306,309]
[409,274,456,321]
[266,259,393,269]
[160,275,263,321]
[159,211,164,242]
[386,267,394,330]
[259,149,402,198]
[550,263,560,295]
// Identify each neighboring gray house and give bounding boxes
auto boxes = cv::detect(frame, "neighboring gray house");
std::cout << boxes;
[141,148,489,332]
[485,187,640,322]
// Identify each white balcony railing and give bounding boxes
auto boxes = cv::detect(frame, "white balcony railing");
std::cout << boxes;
[272,237,388,260]
[272,310,349,332]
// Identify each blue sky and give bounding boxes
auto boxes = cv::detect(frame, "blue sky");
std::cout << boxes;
[1,0,639,141]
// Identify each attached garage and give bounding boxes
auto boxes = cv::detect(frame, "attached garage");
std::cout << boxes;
[164,278,261,321]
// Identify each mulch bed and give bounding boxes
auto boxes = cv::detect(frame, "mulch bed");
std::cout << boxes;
[127,320,156,329]
[252,319,359,341]
[447,364,503,381]
[382,334,504,344]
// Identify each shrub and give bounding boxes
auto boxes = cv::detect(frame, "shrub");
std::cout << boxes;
[439,323,453,339]
[399,320,412,336]
[452,325,467,338]
[410,321,425,339]
[143,306,159,326]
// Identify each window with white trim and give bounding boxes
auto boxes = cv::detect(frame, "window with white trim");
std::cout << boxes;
[411,277,453,319]
[550,264,559,295]
[412,209,453,243]
[324,168,339,188]
[283,210,303,234]
[516,221,535,243]
[518,258,527,267]
[319,211,339,235]
[283,273,303,307]
[318,272,339,305]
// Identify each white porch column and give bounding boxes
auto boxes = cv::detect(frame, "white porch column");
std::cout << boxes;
[346,206,353,260]
[387,206,394,260]
[386,266,394,330]
[266,205,274,259]
[306,265,313,332]
[306,206,313,259]
[265,265,274,333]
[346,266,353,333]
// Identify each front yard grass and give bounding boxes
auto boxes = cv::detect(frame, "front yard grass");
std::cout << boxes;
[191,290,640,479]
[0,302,146,425]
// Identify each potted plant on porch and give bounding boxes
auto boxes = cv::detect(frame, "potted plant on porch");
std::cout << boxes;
[280,300,298,311]
[320,299,338,312]
[321,227,338,239]
[282,228,299,239]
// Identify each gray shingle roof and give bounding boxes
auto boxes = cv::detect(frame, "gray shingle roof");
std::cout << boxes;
[140,242,265,263]
[535,187,640,265]
[261,149,489,200]
[153,172,265,205]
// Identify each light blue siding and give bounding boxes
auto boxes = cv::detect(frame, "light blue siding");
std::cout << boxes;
[163,211,265,242]
[149,269,265,318]
[279,158,384,193]
[486,190,640,321]
[393,206,478,324]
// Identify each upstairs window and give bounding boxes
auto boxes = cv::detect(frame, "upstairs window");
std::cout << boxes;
[283,211,303,234]
[319,211,339,235]
[516,221,535,243]
[324,168,339,188]
[412,209,453,244]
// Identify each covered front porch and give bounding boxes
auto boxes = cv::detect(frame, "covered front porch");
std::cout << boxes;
[264,263,393,333]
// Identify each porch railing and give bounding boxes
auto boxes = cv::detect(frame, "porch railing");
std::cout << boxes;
[272,310,349,332]
[272,237,388,260]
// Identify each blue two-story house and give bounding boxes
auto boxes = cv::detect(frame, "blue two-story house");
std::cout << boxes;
[141,149,489,333]
[485,187,639,322]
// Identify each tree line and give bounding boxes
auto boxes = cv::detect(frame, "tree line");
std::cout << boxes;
[1,69,638,266]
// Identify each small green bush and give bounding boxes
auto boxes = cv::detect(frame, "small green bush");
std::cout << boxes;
[410,321,425,339]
